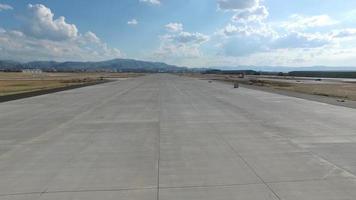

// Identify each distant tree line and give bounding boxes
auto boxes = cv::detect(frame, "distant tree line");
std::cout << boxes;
[202,69,356,79]
[203,69,260,75]
[288,71,356,78]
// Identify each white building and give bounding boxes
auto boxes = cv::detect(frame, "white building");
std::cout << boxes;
[22,69,43,74]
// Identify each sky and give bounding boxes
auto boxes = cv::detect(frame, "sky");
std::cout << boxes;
[1,0,356,67]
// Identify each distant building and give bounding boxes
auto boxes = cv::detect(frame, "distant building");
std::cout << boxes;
[22,69,43,74]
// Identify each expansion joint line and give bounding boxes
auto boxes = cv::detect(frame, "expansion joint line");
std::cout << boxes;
[184,84,282,200]
[156,76,162,200]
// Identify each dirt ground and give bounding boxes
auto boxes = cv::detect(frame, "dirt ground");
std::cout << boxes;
[0,72,142,96]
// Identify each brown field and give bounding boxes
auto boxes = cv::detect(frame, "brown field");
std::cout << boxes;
[253,80,356,100]
[184,73,356,101]
[0,72,142,96]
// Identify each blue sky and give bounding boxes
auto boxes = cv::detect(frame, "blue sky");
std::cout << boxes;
[1,0,356,67]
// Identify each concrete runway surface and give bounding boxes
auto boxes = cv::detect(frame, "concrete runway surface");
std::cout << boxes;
[1,74,356,200]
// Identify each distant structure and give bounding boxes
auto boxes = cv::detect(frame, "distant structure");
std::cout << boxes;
[22,69,43,74]
[237,73,245,78]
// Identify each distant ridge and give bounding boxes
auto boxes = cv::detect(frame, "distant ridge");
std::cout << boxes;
[0,58,187,73]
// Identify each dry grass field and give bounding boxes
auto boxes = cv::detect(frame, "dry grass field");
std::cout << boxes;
[255,80,356,100]
[0,72,142,96]
[184,73,356,101]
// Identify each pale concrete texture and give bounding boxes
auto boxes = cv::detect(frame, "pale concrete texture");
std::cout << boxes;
[0,74,356,199]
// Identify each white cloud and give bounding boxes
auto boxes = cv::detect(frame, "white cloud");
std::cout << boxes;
[331,29,356,39]
[24,4,78,41]
[272,32,331,49]
[127,19,138,26]
[216,0,343,61]
[165,23,183,32]
[216,0,337,60]
[282,14,338,31]
[0,29,122,61]
[218,28,332,58]
[0,4,122,61]
[215,0,356,67]
[167,32,209,44]
[82,31,101,43]
[155,42,202,59]
[220,23,276,38]
[217,1,275,39]
[0,3,13,11]
[218,0,259,11]
[153,24,209,61]
[232,6,268,23]
[140,0,160,5]
[220,24,239,36]
[215,1,356,66]
[155,32,209,59]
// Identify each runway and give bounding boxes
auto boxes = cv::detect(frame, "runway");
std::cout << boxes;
[1,74,356,199]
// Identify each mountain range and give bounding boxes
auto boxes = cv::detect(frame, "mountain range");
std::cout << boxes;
[1,58,356,73]
[0,59,187,73]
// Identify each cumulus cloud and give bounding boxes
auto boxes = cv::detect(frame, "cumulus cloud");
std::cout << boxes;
[165,23,183,32]
[0,3,13,11]
[139,0,160,5]
[282,14,338,31]
[166,32,209,44]
[154,23,209,60]
[218,27,332,57]
[220,23,276,38]
[232,5,268,23]
[0,4,122,61]
[221,24,240,36]
[216,1,356,65]
[82,31,101,43]
[127,19,138,25]
[331,29,356,38]
[216,0,337,60]
[218,0,259,10]
[272,32,331,49]
[217,0,275,41]
[23,4,78,41]
[156,32,209,59]
[155,42,202,59]
[0,29,122,61]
